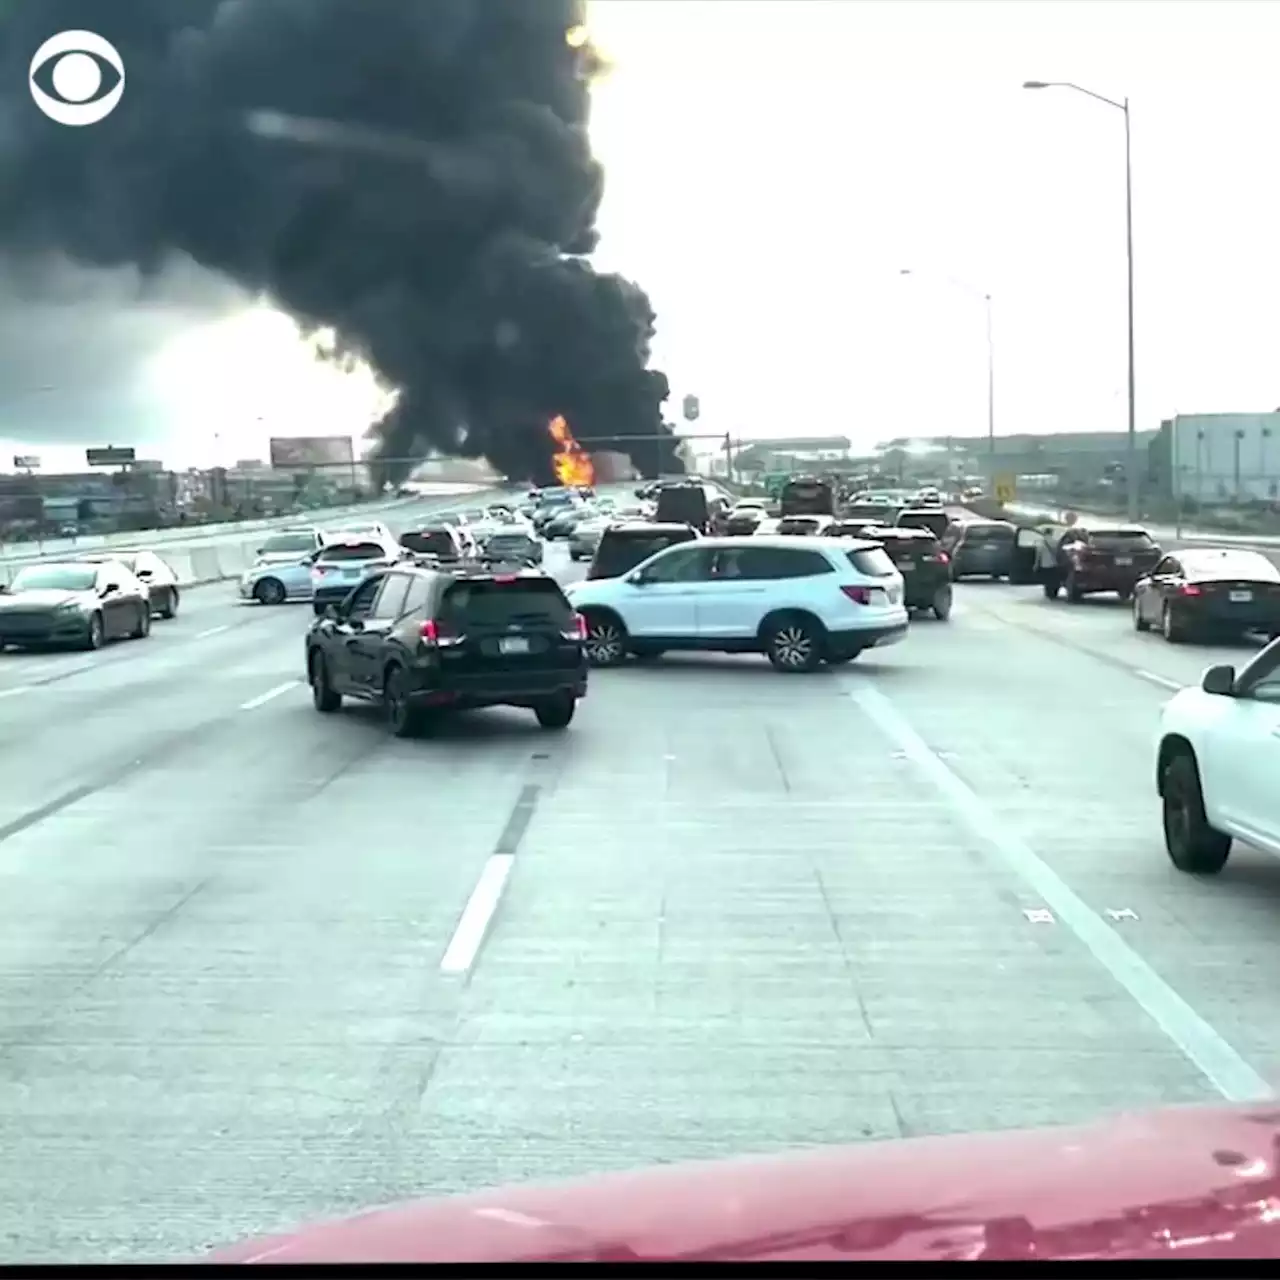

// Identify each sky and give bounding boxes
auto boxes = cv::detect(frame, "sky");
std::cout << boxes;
[5,0,1280,470]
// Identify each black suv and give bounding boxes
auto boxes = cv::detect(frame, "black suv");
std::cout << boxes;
[587,522,699,581]
[305,562,588,737]
[828,523,953,619]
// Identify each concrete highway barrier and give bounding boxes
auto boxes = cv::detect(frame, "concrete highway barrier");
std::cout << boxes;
[0,485,499,588]
[0,482,491,567]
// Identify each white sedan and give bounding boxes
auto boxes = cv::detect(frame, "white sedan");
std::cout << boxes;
[1155,635,1280,874]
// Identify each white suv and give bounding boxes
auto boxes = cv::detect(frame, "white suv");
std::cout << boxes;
[564,535,908,672]
[1155,635,1280,874]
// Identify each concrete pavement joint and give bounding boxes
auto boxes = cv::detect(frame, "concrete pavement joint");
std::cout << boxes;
[844,679,1275,1103]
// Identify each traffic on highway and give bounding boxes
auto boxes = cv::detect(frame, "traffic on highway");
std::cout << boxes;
[4,474,1280,1261]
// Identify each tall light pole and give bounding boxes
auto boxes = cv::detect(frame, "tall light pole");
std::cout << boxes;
[899,269,995,469]
[1023,80,1137,522]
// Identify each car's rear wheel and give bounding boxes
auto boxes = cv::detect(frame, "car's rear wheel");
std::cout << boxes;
[309,652,342,713]
[764,614,823,672]
[161,587,179,619]
[1133,594,1150,631]
[1161,751,1231,874]
[131,605,151,639]
[254,577,286,606]
[82,613,105,650]
[384,665,424,738]
[1066,574,1084,603]
[1162,602,1186,643]
[932,585,953,620]
[534,693,576,729]
[581,610,627,667]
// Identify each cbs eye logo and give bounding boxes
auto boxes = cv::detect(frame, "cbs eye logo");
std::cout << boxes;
[29,30,125,126]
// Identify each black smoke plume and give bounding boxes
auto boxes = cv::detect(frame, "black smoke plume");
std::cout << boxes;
[0,0,683,483]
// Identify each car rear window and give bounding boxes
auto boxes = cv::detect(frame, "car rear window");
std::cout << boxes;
[843,503,898,521]
[896,511,949,538]
[965,524,1015,542]
[401,530,456,556]
[440,579,572,627]
[319,541,388,562]
[1090,530,1155,551]
[594,530,693,577]
[776,517,821,536]
[877,533,940,560]
[846,547,896,577]
[1186,552,1280,581]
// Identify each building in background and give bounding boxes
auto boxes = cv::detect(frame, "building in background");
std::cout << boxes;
[1160,413,1280,504]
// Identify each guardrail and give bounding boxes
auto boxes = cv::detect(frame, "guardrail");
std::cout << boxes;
[0,485,496,589]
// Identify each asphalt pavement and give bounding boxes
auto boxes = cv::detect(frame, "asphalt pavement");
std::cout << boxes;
[2,510,1280,1262]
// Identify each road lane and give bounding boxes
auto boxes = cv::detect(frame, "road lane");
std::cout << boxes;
[955,579,1268,692]
[3,548,1280,1261]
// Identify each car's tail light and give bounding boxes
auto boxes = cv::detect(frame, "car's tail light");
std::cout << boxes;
[562,612,589,642]
[493,574,518,583]
[1178,583,1202,597]
[310,566,329,580]
[841,584,873,605]
[930,551,949,565]
[419,618,462,645]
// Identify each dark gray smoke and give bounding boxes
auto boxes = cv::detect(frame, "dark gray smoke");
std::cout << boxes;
[0,0,683,483]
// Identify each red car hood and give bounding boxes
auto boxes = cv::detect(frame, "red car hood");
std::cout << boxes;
[209,1102,1280,1262]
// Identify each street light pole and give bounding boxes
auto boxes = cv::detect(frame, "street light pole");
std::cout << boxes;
[899,268,995,467]
[1024,81,1137,522]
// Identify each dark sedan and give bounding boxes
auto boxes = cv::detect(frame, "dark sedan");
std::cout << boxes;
[1133,547,1280,643]
[0,560,152,650]
[81,549,180,618]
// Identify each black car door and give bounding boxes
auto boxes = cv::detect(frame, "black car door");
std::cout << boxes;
[1142,555,1182,622]
[348,573,412,695]
[323,575,385,694]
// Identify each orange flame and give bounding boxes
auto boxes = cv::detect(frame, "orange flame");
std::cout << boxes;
[547,415,596,487]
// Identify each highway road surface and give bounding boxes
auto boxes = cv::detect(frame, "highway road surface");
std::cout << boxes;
[2,496,1279,1261]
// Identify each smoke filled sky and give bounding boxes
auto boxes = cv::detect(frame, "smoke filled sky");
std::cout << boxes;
[0,0,677,482]
[3,0,1280,470]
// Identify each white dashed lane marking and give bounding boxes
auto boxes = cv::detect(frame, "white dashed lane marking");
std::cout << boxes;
[239,681,301,711]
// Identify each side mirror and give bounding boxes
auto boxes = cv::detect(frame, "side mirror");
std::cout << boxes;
[100,582,118,596]
[1201,665,1236,696]
[322,604,340,621]
[255,548,264,557]
[628,572,649,586]
[347,616,365,632]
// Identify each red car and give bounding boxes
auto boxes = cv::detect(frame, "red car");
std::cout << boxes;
[209,1101,1280,1262]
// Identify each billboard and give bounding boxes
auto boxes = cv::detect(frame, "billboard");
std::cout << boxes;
[12,455,40,470]
[269,435,355,469]
[86,446,136,466]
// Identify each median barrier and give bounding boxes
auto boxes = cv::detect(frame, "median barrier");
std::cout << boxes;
[0,486,497,589]
[0,481,494,564]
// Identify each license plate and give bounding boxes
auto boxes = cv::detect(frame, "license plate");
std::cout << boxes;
[1114,557,1132,566]
[499,637,530,654]
[1230,590,1253,603]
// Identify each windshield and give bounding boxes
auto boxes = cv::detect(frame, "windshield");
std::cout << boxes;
[260,534,315,554]
[10,564,96,592]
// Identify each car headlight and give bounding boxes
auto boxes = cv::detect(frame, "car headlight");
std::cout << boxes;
[55,601,82,613]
